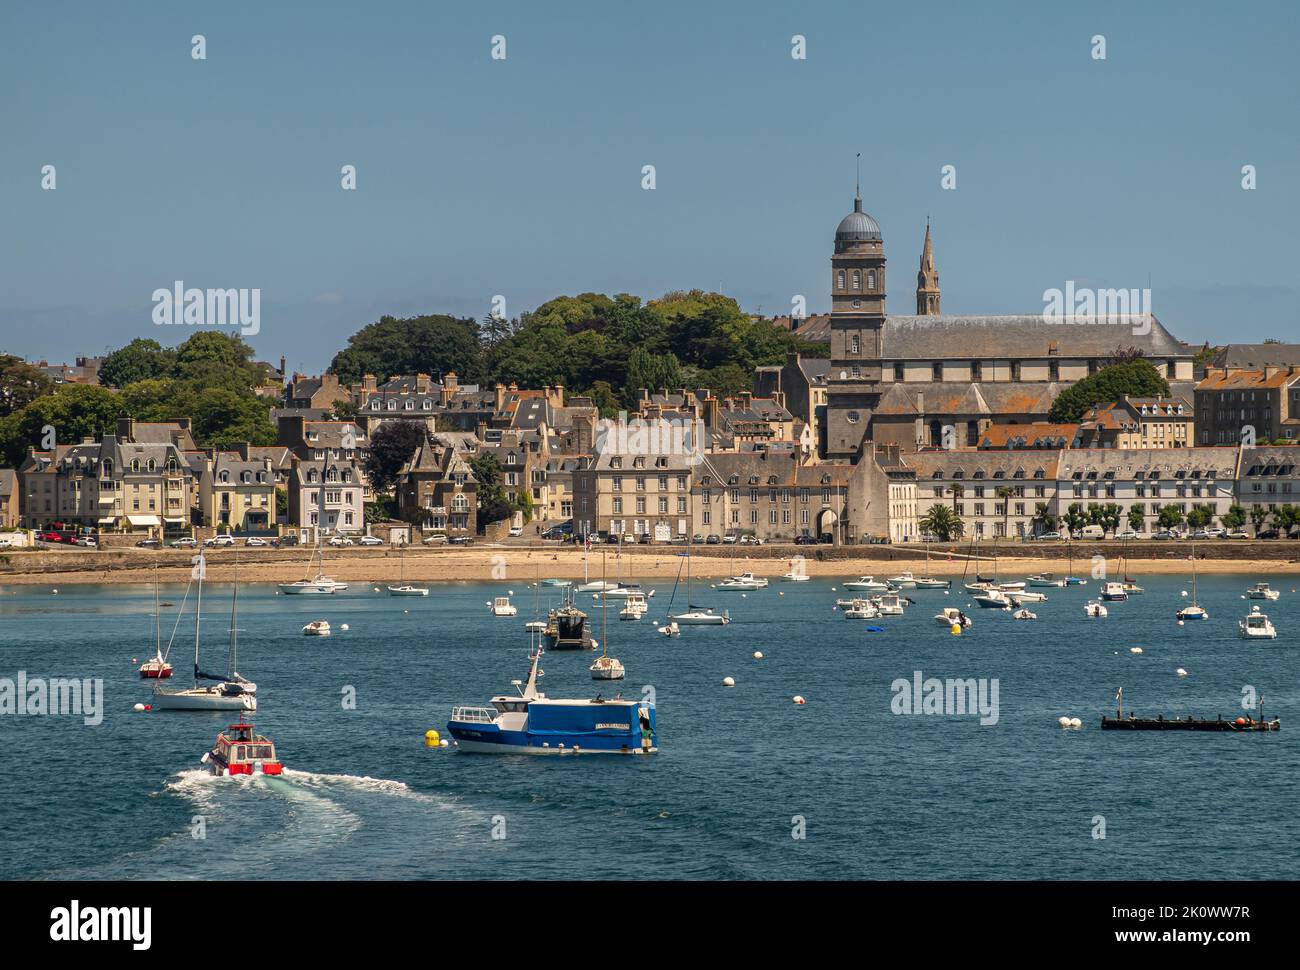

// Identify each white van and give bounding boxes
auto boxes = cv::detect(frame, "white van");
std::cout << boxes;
[1077,525,1105,540]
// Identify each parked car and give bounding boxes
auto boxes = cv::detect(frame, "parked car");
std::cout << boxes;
[1114,530,1139,541]
[739,535,763,545]
[422,533,449,545]
[170,537,198,548]
[669,535,689,544]
[541,527,567,540]
[1152,530,1178,540]
[204,534,236,547]
[327,535,354,547]
[705,534,721,545]
[722,534,738,544]
[1226,529,1250,539]
[1256,528,1280,540]
[358,535,384,546]
[136,538,161,548]
[818,533,835,544]
[1035,531,1063,541]
[244,537,269,547]
[637,533,652,544]
[279,534,299,547]
[793,534,817,545]
[75,536,98,547]
[448,535,473,545]
[507,526,523,537]
[691,533,705,544]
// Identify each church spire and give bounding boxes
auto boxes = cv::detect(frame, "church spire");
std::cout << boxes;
[916,219,940,315]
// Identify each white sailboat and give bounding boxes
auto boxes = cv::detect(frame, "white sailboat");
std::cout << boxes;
[780,560,810,582]
[1176,544,1209,621]
[575,538,619,593]
[666,553,729,625]
[590,552,626,679]
[914,549,951,590]
[153,552,257,711]
[387,544,428,596]
[279,540,347,594]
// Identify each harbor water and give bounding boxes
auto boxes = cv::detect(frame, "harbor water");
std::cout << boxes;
[1,574,1296,879]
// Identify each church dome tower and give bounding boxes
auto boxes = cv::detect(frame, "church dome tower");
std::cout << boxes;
[916,220,940,315]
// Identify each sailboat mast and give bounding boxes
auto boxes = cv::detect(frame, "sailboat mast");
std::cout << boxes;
[193,552,203,687]
[230,551,239,675]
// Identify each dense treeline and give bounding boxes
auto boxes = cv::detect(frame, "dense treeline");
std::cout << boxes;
[328,290,821,414]
[0,333,276,465]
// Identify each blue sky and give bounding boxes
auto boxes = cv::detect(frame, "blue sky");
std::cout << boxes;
[2,0,1296,374]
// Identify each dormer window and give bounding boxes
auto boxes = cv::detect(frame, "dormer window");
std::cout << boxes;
[219,471,229,483]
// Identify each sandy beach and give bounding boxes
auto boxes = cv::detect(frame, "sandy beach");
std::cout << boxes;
[4,545,1300,586]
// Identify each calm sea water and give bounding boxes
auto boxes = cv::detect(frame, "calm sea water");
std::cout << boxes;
[1,569,1296,880]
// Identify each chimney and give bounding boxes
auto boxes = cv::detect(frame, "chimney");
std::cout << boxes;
[363,374,378,393]
[740,391,753,410]
[495,382,506,412]
[706,396,721,428]
[416,373,432,393]
[117,416,136,442]
[552,383,564,408]
[1266,365,1283,380]
[280,355,287,379]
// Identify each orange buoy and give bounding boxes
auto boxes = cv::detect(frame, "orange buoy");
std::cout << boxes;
[1235,717,1246,725]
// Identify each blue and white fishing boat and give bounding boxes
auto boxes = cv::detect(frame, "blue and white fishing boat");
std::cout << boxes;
[446,645,656,755]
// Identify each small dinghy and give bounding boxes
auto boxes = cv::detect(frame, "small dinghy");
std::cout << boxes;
[303,619,332,637]
[1012,607,1037,621]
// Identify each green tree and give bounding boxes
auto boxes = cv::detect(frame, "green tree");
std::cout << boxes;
[1127,504,1146,533]
[1,384,123,465]
[1249,505,1271,536]
[1099,503,1123,536]
[1031,502,1057,536]
[1047,359,1172,423]
[1156,504,1185,532]
[921,504,963,541]
[98,339,178,388]
[363,420,426,494]
[330,314,484,385]
[1185,504,1214,530]
[515,485,534,525]
[1222,505,1247,531]
[1063,503,1089,534]
[468,452,512,528]
[0,355,53,417]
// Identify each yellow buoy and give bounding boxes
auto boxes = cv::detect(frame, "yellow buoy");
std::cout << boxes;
[951,623,962,635]
[425,729,440,746]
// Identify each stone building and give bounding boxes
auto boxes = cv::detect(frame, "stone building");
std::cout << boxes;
[1194,366,1300,445]
[821,190,1195,458]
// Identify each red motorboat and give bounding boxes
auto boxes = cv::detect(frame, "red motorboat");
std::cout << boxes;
[203,720,283,776]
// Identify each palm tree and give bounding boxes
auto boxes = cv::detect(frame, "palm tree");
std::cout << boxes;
[1032,502,1056,537]
[921,504,963,542]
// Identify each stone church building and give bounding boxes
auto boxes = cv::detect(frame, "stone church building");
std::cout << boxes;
[823,189,1196,459]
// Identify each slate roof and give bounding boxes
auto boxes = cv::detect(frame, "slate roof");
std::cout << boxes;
[880,315,1184,359]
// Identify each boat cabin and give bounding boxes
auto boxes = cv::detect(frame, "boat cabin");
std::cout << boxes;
[212,723,282,775]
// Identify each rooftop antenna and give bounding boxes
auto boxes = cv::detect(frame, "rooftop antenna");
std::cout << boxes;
[855,153,861,200]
